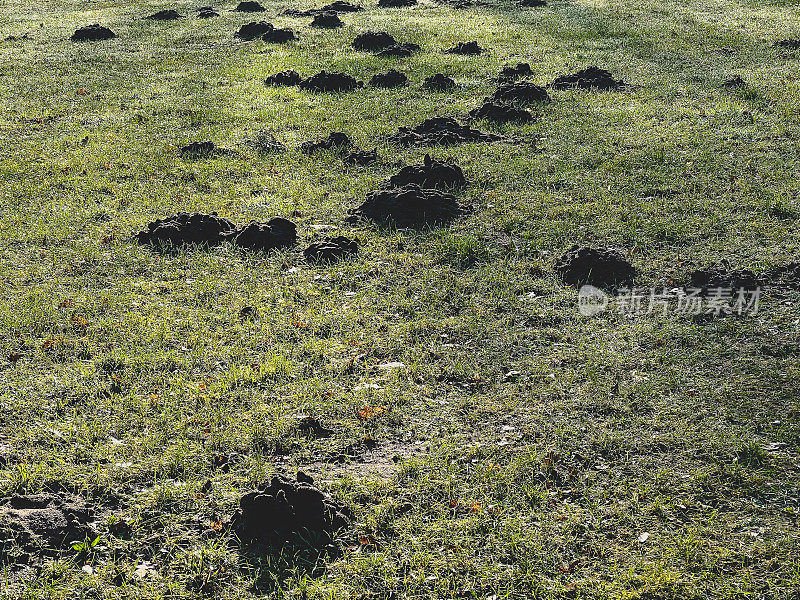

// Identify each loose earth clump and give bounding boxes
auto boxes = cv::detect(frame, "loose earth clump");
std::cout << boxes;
[346,149,379,165]
[263,28,296,42]
[468,100,534,123]
[146,9,182,20]
[446,41,483,55]
[347,184,466,227]
[0,495,95,561]
[378,0,417,6]
[554,245,636,287]
[299,71,363,92]
[235,21,273,41]
[387,154,466,189]
[196,6,220,17]
[723,75,746,89]
[284,1,363,15]
[70,24,116,42]
[300,132,352,154]
[179,140,224,158]
[230,473,352,552]
[304,237,359,263]
[310,12,343,27]
[369,69,408,88]
[491,82,551,105]
[424,73,455,90]
[378,43,420,57]
[265,70,302,86]
[776,39,800,49]
[233,1,266,11]
[688,264,766,293]
[498,62,533,82]
[134,212,297,252]
[352,31,396,51]
[551,66,626,90]
[518,0,546,6]
[388,117,503,146]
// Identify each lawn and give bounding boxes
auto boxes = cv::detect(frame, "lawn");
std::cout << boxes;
[0,0,799,597]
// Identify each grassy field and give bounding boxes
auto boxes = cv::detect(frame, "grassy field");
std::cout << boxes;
[1,0,800,597]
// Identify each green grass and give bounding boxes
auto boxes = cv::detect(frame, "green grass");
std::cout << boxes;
[1,0,800,597]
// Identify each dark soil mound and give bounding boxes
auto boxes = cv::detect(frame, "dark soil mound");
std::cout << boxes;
[263,27,296,42]
[423,73,455,90]
[388,117,502,146]
[235,21,273,40]
[323,1,363,11]
[551,66,626,90]
[304,236,359,262]
[265,70,302,86]
[299,71,363,92]
[352,31,396,51]
[146,9,182,20]
[468,100,534,123]
[1,495,95,558]
[776,39,800,49]
[233,1,266,11]
[345,148,379,165]
[491,81,551,105]
[377,42,420,57]
[378,0,417,6]
[310,12,343,27]
[230,473,351,551]
[134,213,296,252]
[179,140,223,158]
[518,0,546,6]
[347,184,465,227]
[769,261,800,290]
[300,132,352,153]
[689,265,765,292]
[498,62,533,82]
[135,212,236,247]
[70,24,116,42]
[445,41,483,55]
[197,7,220,17]
[554,245,636,287]
[230,218,297,252]
[297,415,334,437]
[369,69,408,88]
[248,131,286,153]
[723,75,746,89]
[387,154,465,189]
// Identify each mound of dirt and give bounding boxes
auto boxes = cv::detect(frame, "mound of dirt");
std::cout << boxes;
[369,69,408,88]
[554,245,636,287]
[265,70,302,86]
[230,473,351,550]
[235,21,273,40]
[388,117,502,146]
[297,415,334,437]
[446,41,483,55]
[146,9,182,20]
[311,12,343,27]
[179,140,224,158]
[345,149,379,165]
[300,132,352,154]
[776,39,800,49]
[378,42,419,57]
[70,24,116,42]
[284,1,363,15]
[197,7,220,17]
[518,0,546,6]
[424,73,455,90]
[304,236,359,262]
[352,31,396,51]
[498,62,533,82]
[1,495,96,558]
[769,261,800,290]
[723,75,746,89]
[551,66,626,90]
[347,184,465,227]
[299,71,363,92]
[689,265,765,292]
[491,81,551,105]
[264,27,296,42]
[134,212,297,252]
[231,218,297,252]
[378,0,417,6]
[387,154,466,189]
[468,100,533,123]
[247,131,286,153]
[233,1,266,11]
